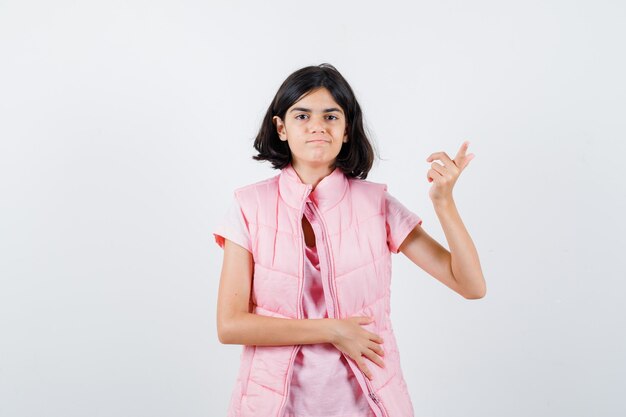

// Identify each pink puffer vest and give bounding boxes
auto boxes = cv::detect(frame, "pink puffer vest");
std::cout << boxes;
[223,163,415,417]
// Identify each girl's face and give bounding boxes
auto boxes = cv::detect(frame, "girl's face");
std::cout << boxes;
[273,87,348,170]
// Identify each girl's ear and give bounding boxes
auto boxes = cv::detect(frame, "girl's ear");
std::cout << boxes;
[273,116,287,141]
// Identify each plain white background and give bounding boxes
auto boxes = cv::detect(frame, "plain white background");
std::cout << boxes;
[1,1,625,416]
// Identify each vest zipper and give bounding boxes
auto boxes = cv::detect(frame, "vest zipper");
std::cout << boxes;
[276,185,313,417]
[307,202,391,417]
[365,376,390,417]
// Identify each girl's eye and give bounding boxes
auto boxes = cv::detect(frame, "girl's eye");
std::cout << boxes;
[294,114,339,120]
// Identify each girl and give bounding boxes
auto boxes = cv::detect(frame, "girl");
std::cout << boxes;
[213,63,485,417]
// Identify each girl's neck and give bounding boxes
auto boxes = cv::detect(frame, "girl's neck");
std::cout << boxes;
[291,161,335,191]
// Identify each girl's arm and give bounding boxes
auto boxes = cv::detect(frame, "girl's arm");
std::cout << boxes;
[216,239,335,346]
[398,141,485,299]
[399,199,485,299]
[216,239,386,378]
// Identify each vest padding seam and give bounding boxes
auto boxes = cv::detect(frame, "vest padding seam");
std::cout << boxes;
[327,211,384,238]
[247,376,285,396]
[375,369,398,393]
[247,211,384,236]
[335,252,390,280]
[255,288,387,318]
[363,291,389,310]
[254,260,298,278]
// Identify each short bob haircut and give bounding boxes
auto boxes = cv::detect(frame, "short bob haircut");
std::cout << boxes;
[252,63,378,180]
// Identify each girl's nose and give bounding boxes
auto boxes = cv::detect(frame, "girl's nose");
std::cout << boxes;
[310,118,326,133]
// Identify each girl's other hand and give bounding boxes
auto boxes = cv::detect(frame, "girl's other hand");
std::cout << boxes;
[426,140,475,202]
[328,316,385,380]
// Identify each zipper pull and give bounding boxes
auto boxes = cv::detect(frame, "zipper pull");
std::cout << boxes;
[369,392,380,403]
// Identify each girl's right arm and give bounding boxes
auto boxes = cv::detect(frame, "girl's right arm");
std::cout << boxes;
[216,238,335,346]
[216,239,385,379]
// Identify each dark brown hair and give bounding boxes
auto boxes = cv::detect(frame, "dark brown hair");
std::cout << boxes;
[252,63,377,179]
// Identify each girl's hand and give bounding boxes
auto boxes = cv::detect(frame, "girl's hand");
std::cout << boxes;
[426,140,475,203]
[328,316,385,380]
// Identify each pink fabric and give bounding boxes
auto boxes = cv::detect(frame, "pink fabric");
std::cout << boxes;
[214,187,422,416]
[282,200,374,417]
[216,190,422,255]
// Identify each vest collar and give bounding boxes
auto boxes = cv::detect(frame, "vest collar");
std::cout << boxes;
[278,162,348,211]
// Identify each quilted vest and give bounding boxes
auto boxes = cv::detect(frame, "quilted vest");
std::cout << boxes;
[225,162,415,417]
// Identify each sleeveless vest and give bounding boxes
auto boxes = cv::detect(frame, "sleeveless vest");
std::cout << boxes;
[225,163,415,417]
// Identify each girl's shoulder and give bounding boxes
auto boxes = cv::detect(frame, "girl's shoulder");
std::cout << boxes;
[347,176,389,194]
[231,172,281,195]
[227,173,282,213]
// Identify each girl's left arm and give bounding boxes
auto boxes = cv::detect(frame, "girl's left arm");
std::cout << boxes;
[398,141,486,299]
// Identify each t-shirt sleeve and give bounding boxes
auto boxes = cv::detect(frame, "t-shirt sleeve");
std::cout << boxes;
[385,190,423,254]
[212,195,252,253]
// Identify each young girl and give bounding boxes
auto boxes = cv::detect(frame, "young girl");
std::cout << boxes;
[213,63,485,417]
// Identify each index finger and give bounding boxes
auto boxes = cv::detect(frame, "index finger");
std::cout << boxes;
[369,332,384,344]
[455,140,470,160]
